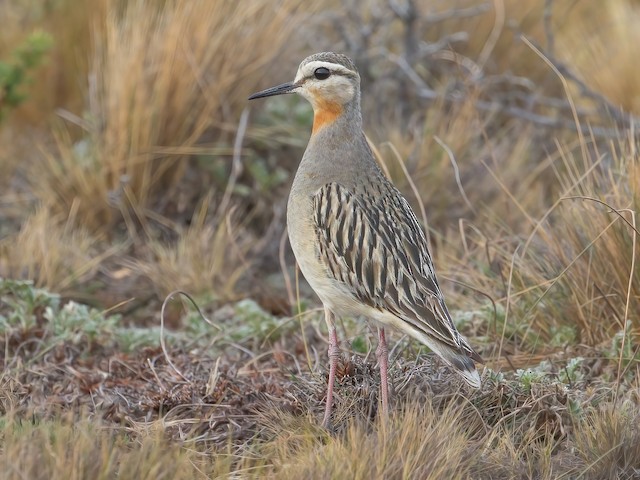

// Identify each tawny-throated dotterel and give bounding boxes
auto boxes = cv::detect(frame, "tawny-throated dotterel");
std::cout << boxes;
[249,52,482,427]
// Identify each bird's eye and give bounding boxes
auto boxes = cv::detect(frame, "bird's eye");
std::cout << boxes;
[314,67,331,80]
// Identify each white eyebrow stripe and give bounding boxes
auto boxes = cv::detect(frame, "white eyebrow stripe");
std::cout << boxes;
[295,61,354,83]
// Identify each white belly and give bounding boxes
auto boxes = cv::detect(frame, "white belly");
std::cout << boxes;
[286,196,359,316]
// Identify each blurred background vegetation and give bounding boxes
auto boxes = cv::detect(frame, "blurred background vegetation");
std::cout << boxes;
[0,0,639,476]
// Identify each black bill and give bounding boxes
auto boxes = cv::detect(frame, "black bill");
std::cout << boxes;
[248,82,297,100]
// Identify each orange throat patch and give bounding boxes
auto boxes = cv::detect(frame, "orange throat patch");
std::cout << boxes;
[312,99,343,134]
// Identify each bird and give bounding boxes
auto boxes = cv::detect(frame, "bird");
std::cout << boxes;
[248,52,482,428]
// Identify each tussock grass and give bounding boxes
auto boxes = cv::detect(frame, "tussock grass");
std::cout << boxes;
[268,404,479,479]
[473,129,640,352]
[573,406,640,479]
[0,207,117,294]
[375,107,639,359]
[0,415,248,480]
[377,98,545,230]
[134,194,251,300]
[3,395,640,479]
[33,0,311,231]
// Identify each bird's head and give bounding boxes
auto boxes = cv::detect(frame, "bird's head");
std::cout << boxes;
[249,52,360,133]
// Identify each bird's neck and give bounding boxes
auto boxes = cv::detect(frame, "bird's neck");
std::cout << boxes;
[311,99,362,138]
[312,99,344,135]
[296,101,384,190]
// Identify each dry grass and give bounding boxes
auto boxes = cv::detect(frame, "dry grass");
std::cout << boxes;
[32,0,312,232]
[515,137,639,347]
[461,129,640,353]
[0,207,118,294]
[0,414,247,480]
[267,404,479,479]
[572,406,640,479]
[557,0,640,114]
[376,96,546,231]
[134,194,251,300]
[2,330,639,479]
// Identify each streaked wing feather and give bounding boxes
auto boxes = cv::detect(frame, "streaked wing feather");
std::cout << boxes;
[313,182,466,353]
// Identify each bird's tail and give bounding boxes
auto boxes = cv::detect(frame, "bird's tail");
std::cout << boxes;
[400,322,484,388]
[438,344,482,388]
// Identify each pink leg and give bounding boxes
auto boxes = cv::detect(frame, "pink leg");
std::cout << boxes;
[322,309,340,428]
[376,327,389,418]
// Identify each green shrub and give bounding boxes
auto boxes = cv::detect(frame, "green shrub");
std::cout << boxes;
[0,31,52,121]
